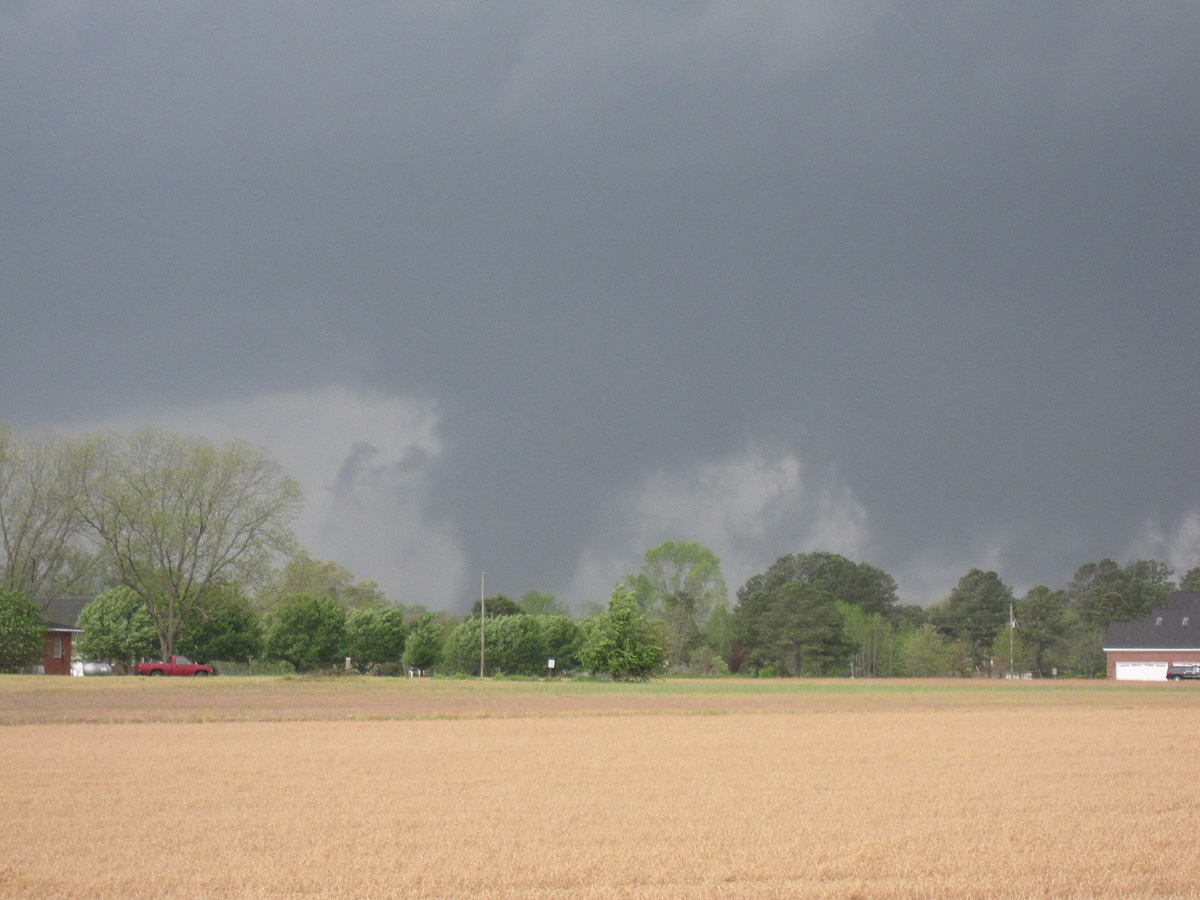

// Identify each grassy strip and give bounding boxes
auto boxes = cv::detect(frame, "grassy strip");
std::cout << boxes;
[1,674,1191,726]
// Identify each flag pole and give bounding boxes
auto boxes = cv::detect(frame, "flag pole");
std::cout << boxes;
[1009,602,1015,678]
[480,573,486,678]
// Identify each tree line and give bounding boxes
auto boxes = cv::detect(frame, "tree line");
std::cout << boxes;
[2,420,1195,677]
[666,548,1196,678]
[0,420,668,677]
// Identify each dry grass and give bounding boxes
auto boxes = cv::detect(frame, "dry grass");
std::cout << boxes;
[2,677,1199,899]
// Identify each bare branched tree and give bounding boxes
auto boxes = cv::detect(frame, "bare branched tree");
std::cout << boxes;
[72,429,302,657]
[0,423,97,603]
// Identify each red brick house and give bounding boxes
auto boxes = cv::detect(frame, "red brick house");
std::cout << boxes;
[38,598,90,675]
[1104,591,1200,680]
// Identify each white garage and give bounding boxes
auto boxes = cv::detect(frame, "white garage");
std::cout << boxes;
[1113,661,1168,681]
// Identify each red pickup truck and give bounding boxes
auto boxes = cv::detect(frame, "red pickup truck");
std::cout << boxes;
[134,656,213,677]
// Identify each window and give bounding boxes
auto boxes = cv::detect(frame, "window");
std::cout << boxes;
[53,637,63,659]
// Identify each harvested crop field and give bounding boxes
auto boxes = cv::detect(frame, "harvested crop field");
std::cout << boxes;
[2,677,1198,899]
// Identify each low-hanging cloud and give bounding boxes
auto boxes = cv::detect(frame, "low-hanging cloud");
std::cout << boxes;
[1129,513,1200,579]
[561,447,1050,608]
[888,536,1018,607]
[73,388,467,609]
[562,447,869,607]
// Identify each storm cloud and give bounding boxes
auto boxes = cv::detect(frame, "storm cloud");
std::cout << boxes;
[3,2,1198,609]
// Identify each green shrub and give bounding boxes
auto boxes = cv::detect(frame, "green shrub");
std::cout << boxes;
[578,586,668,680]
[0,591,44,672]
[264,594,347,673]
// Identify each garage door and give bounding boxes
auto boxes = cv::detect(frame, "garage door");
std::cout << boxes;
[1114,661,1168,681]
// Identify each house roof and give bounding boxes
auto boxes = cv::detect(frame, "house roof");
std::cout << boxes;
[1104,591,1200,651]
[40,597,92,632]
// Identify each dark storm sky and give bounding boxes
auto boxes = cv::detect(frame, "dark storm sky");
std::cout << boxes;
[3,2,1199,609]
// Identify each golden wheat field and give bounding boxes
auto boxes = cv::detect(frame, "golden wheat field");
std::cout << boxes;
[2,677,1198,900]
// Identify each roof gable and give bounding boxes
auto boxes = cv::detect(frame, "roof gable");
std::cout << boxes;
[39,597,92,631]
[1104,592,1200,650]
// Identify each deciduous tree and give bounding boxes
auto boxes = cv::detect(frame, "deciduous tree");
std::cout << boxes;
[76,586,158,669]
[839,604,897,677]
[1014,585,1068,676]
[471,594,523,618]
[627,541,728,667]
[486,614,547,675]
[898,624,951,677]
[0,590,44,671]
[734,581,851,676]
[264,594,346,673]
[259,553,386,610]
[0,424,97,601]
[74,429,302,658]
[579,585,667,680]
[633,541,727,618]
[930,569,1013,665]
[1069,559,1174,628]
[444,613,583,676]
[1181,568,1200,592]
[403,612,444,674]
[345,606,407,673]
[538,615,583,671]
[738,551,898,618]
[441,619,483,675]
[177,589,263,665]
[518,590,569,618]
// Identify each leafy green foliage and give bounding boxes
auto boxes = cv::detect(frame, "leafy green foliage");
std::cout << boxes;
[1013,585,1068,676]
[471,594,523,618]
[0,590,44,671]
[1053,616,1107,677]
[76,428,302,657]
[734,581,852,676]
[627,541,728,669]
[930,569,1014,664]
[635,542,727,617]
[1180,568,1200,592]
[700,604,735,662]
[518,590,569,618]
[538,615,583,671]
[988,620,1029,675]
[403,612,444,672]
[579,586,667,680]
[264,594,346,673]
[440,619,482,675]
[898,624,952,676]
[486,614,547,675]
[0,424,98,600]
[443,614,581,676]
[260,553,387,610]
[345,606,407,673]
[660,590,701,666]
[76,586,158,668]
[839,603,899,677]
[1069,559,1174,628]
[177,591,263,665]
[738,552,898,618]
[889,604,929,630]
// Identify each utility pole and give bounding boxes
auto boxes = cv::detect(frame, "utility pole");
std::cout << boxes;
[479,572,486,678]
